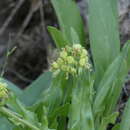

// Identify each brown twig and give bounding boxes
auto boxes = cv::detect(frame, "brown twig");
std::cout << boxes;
[39,0,49,43]
[0,0,25,35]
[13,0,41,43]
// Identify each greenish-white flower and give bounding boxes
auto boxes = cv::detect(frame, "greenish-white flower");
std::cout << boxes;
[73,44,82,50]
[61,65,69,72]
[81,49,88,58]
[51,44,91,78]
[67,56,75,64]
[70,67,76,74]
[60,51,67,59]
[79,58,86,67]
[0,82,8,99]
[51,62,58,69]
[57,58,64,65]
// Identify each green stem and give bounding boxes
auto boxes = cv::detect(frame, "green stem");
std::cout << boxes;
[0,107,40,130]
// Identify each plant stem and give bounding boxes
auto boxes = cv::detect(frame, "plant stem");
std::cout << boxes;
[0,107,40,130]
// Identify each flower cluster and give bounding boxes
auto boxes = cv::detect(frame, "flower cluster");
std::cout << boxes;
[51,44,91,79]
[0,82,8,100]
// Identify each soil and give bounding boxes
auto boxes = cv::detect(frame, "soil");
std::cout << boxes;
[0,0,57,88]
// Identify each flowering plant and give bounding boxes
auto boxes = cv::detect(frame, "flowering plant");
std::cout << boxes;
[0,0,130,130]
[51,44,91,78]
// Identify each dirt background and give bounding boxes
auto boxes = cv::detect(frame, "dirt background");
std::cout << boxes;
[0,0,56,88]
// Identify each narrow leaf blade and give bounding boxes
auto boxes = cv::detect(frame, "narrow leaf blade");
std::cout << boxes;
[51,0,85,46]
[48,26,68,48]
[19,72,52,105]
[88,0,120,84]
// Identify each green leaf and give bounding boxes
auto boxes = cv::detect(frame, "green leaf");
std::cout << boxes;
[99,112,119,130]
[51,0,85,46]
[94,42,130,120]
[70,28,80,44]
[0,106,40,130]
[14,100,39,128]
[119,98,130,130]
[87,0,120,84]
[19,72,52,106]
[13,126,25,130]
[48,26,68,48]
[49,103,69,122]
[37,73,65,115]
[7,93,26,115]
[68,73,94,130]
[0,117,13,130]
[112,124,120,130]
[50,103,69,129]
[94,53,124,115]
[104,41,130,115]
[125,40,130,70]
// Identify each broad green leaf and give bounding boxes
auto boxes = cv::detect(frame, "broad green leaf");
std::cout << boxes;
[119,98,130,130]
[104,41,130,115]
[94,54,124,115]
[19,72,52,106]
[48,26,68,48]
[103,68,126,115]
[94,42,130,118]
[87,0,120,84]
[51,0,85,46]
